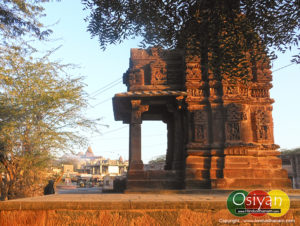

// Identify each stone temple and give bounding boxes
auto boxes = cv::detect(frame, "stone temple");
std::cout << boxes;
[113,47,291,190]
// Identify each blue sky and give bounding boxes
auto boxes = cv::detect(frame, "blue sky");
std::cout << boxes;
[41,0,300,162]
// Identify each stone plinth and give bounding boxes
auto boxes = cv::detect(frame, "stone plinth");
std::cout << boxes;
[1,193,300,225]
[126,170,184,190]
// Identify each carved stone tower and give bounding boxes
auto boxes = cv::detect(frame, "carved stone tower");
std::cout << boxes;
[113,47,291,190]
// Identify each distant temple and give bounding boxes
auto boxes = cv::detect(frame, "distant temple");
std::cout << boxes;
[113,48,291,190]
[85,146,94,157]
[73,148,128,178]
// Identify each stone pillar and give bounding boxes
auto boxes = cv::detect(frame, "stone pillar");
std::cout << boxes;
[172,111,185,170]
[129,123,143,170]
[165,119,174,170]
[166,102,185,171]
[128,100,149,171]
[184,55,212,189]
[185,107,212,189]
[210,103,225,183]
[208,79,225,186]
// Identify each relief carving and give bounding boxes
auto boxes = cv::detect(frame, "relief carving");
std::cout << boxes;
[186,63,201,80]
[225,86,239,95]
[258,125,269,140]
[254,110,271,141]
[131,100,149,124]
[194,111,206,123]
[240,87,248,96]
[225,104,247,141]
[226,122,241,141]
[194,124,206,142]
[193,111,207,143]
[255,110,270,124]
[187,88,206,97]
[150,60,167,85]
[226,104,247,122]
[251,89,269,98]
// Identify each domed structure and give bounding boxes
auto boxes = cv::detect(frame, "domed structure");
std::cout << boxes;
[85,146,94,157]
[119,156,123,163]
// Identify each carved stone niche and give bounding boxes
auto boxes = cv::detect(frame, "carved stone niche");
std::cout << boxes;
[193,110,208,143]
[225,103,247,142]
[226,103,247,122]
[253,109,272,142]
[150,59,167,85]
[185,62,202,80]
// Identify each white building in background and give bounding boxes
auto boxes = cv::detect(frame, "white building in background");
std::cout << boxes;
[75,147,128,179]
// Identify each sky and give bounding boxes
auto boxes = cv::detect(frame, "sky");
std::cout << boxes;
[40,0,300,163]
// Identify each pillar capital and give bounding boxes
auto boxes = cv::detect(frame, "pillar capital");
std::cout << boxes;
[131,100,149,124]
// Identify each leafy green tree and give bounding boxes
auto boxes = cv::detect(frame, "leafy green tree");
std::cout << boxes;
[148,155,166,164]
[0,45,99,200]
[0,0,58,40]
[281,148,300,154]
[83,0,300,77]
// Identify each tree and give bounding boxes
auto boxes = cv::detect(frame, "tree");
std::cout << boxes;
[0,45,99,200]
[148,155,166,165]
[280,147,300,154]
[83,0,300,77]
[0,0,57,40]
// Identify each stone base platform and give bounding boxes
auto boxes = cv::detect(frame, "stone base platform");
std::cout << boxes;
[127,170,184,190]
[1,191,300,225]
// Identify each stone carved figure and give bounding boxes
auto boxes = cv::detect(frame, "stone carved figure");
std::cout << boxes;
[255,109,271,141]
[194,111,207,143]
[226,104,247,122]
[225,104,247,141]
[195,125,206,142]
[226,122,241,141]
